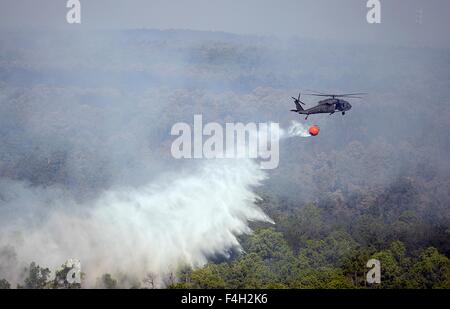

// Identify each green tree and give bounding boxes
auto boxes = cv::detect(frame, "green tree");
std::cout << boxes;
[189,264,227,289]
[20,262,51,289]
[244,228,297,282]
[341,247,374,287]
[409,247,450,288]
[298,231,357,269]
[371,250,403,288]
[278,204,326,252]
[225,253,275,288]
[290,267,354,289]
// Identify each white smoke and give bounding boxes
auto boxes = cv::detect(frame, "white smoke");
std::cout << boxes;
[0,159,272,287]
[281,121,312,138]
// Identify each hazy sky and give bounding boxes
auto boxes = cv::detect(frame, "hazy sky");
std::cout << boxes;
[0,0,449,48]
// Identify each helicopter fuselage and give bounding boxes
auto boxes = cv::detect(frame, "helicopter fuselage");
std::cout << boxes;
[297,98,352,115]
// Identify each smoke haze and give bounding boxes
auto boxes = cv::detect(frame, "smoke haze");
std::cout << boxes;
[0,1,449,288]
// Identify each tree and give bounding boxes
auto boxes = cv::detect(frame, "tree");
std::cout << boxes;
[279,204,326,252]
[143,272,157,289]
[51,261,82,289]
[244,228,297,283]
[225,253,275,288]
[298,231,357,269]
[341,247,374,287]
[188,264,227,289]
[290,267,354,289]
[100,273,118,289]
[246,228,293,261]
[351,215,389,248]
[371,250,403,288]
[0,279,11,289]
[409,247,450,288]
[20,262,51,289]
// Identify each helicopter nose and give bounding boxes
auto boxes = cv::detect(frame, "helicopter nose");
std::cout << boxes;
[347,103,352,110]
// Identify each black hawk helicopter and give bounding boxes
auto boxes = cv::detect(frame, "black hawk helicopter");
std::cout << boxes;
[291,91,366,119]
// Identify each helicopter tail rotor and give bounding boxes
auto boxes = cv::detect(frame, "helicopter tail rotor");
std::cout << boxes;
[291,93,306,111]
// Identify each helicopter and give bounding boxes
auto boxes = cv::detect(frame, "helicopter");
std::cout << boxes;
[290,91,366,119]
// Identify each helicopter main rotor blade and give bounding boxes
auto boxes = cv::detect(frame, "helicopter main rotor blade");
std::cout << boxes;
[338,93,367,96]
[305,89,328,95]
[304,93,366,98]
[304,94,333,97]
